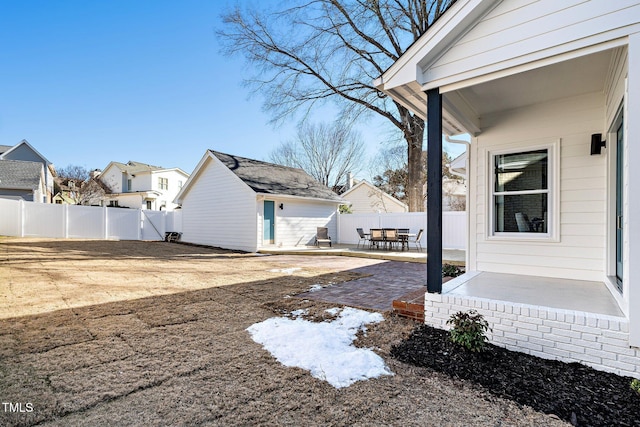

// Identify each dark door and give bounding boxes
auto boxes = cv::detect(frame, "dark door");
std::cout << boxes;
[616,118,624,292]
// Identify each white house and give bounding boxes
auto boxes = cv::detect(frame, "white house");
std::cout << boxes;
[98,161,189,211]
[0,140,54,202]
[376,0,640,378]
[174,150,344,252]
[342,179,408,213]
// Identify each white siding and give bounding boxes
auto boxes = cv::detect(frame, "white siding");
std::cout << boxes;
[151,170,187,211]
[260,199,338,248]
[343,183,407,213]
[180,157,258,252]
[424,0,640,87]
[469,92,607,281]
[100,165,124,193]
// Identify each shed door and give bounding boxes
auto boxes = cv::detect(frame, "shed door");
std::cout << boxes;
[264,200,275,244]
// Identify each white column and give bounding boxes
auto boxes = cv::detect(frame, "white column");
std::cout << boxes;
[627,33,640,346]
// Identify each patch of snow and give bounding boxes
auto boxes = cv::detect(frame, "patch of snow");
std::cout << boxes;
[289,309,308,318]
[308,284,324,292]
[247,307,392,389]
[324,307,341,316]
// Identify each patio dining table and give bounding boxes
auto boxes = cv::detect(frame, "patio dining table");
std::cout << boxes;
[368,229,415,251]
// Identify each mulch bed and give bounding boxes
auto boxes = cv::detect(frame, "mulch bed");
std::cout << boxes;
[391,324,640,427]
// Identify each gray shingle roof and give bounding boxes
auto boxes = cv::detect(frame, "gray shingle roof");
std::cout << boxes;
[210,150,343,202]
[111,161,163,174]
[0,160,43,190]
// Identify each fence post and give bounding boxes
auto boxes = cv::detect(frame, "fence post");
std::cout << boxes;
[103,207,108,240]
[63,204,69,239]
[19,200,25,237]
[138,209,142,240]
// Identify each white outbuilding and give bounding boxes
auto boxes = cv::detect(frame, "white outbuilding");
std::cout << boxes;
[174,150,344,252]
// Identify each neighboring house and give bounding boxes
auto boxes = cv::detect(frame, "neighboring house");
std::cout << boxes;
[441,178,466,212]
[174,150,344,252]
[53,175,110,206]
[0,159,46,202]
[376,0,640,378]
[342,179,408,213]
[0,140,54,202]
[98,161,189,211]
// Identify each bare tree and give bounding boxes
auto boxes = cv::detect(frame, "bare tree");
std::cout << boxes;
[55,165,109,206]
[219,0,455,211]
[371,144,456,205]
[270,120,364,192]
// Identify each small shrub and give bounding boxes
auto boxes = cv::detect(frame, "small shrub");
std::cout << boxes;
[631,379,640,395]
[446,310,489,352]
[442,264,463,278]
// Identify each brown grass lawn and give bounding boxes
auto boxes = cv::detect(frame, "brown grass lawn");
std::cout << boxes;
[0,238,568,426]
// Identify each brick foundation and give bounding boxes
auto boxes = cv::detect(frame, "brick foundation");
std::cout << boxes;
[425,292,640,379]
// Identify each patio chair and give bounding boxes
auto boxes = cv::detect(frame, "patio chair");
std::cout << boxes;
[315,227,332,247]
[515,212,533,232]
[410,229,424,252]
[356,228,369,249]
[369,229,384,249]
[383,228,400,250]
[397,228,410,250]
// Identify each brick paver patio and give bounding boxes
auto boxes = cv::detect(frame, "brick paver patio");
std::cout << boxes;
[296,261,427,311]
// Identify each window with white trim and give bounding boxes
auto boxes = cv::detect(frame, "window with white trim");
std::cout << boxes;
[158,177,168,190]
[491,147,551,236]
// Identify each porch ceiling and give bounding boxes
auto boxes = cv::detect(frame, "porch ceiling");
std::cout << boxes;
[447,49,615,128]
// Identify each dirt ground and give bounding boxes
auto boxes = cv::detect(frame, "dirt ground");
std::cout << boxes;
[0,237,568,426]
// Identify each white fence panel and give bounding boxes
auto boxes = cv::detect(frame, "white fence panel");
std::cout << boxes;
[67,205,106,239]
[338,211,466,249]
[442,211,467,250]
[24,203,65,238]
[0,199,21,236]
[106,208,140,240]
[142,210,166,241]
[166,210,182,233]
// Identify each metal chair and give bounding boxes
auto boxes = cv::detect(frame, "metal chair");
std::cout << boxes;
[369,229,384,249]
[410,229,424,251]
[383,228,400,250]
[356,228,369,248]
[315,227,332,247]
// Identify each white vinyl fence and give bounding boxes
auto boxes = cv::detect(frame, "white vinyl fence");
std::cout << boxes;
[338,211,466,249]
[0,199,182,241]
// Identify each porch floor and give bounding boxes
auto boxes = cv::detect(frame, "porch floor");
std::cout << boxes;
[443,272,624,317]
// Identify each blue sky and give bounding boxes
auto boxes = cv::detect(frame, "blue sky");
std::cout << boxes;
[0,0,464,179]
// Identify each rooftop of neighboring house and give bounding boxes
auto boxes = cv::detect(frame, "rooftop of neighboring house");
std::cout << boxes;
[0,159,44,190]
[209,150,343,202]
[102,160,189,177]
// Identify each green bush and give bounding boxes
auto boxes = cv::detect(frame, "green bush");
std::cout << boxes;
[442,264,463,278]
[631,379,640,395]
[446,310,490,352]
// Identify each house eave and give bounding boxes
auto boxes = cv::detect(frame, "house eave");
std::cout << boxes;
[255,192,343,205]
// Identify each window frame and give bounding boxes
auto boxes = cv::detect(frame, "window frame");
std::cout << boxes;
[487,141,560,241]
[158,177,169,190]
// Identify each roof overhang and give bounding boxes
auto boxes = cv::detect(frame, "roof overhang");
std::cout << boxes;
[255,192,344,205]
[375,0,636,138]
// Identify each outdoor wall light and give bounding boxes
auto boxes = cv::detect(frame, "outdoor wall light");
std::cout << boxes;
[590,133,606,155]
[279,203,284,210]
